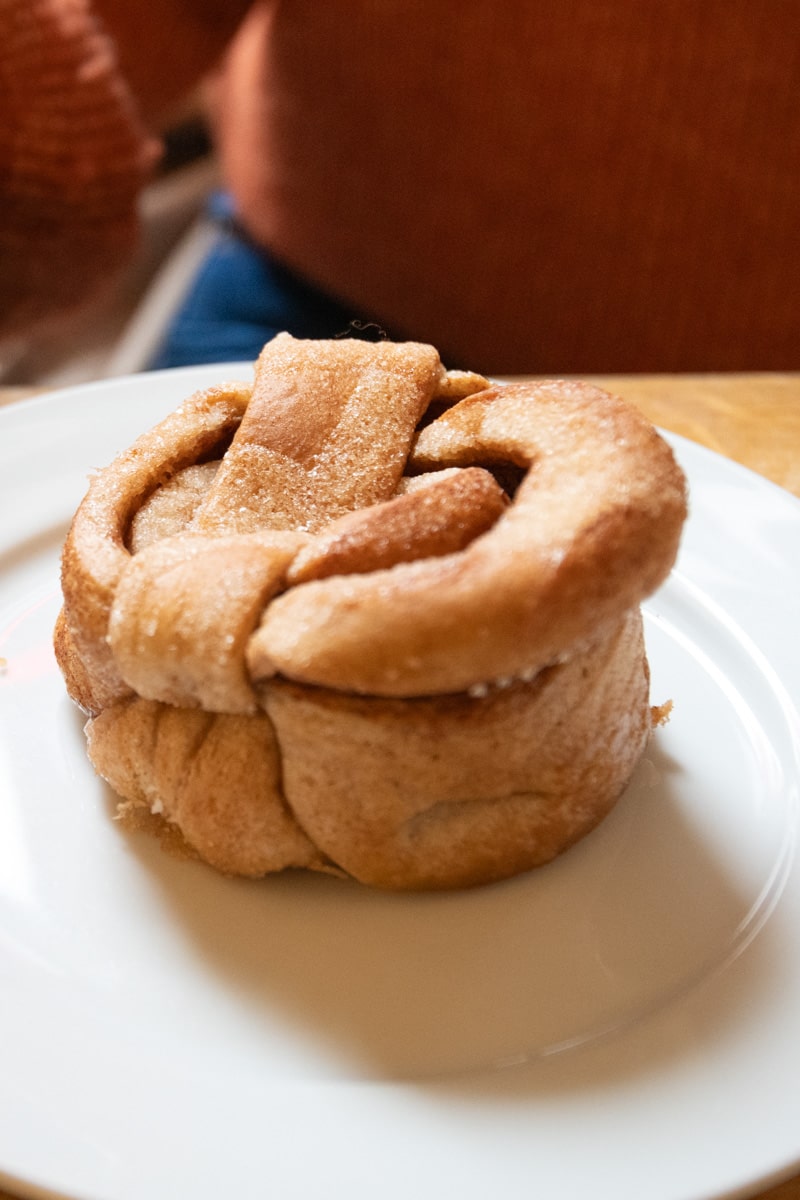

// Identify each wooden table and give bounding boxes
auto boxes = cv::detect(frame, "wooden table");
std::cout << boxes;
[0,373,798,1200]
[585,372,800,500]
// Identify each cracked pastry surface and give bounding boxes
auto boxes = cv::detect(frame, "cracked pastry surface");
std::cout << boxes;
[55,333,687,889]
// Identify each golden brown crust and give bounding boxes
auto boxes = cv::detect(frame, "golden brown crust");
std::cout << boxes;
[108,531,307,714]
[287,466,508,585]
[53,606,114,715]
[262,610,651,890]
[129,461,220,553]
[86,697,327,878]
[56,336,686,888]
[249,380,687,696]
[192,334,445,535]
[85,611,651,890]
[59,382,251,708]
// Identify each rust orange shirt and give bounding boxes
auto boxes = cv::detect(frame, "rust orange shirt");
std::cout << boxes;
[214,0,799,373]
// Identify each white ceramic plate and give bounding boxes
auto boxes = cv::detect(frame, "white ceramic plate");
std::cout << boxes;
[1,366,799,1200]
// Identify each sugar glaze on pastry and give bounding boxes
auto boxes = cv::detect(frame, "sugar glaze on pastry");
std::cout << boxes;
[55,334,687,890]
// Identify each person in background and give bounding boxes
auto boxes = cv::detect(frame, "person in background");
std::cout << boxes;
[2,0,798,376]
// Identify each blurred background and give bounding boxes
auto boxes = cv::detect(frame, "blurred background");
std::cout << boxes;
[2,2,797,388]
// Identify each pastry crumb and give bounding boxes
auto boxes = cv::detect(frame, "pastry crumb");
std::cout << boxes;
[115,801,199,863]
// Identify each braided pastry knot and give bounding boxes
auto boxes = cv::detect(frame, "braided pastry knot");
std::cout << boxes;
[55,334,687,889]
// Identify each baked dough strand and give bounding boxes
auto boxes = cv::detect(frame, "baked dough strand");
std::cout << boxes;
[56,337,687,889]
[247,381,687,696]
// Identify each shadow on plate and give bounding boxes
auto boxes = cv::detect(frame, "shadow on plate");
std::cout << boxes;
[111,734,789,1092]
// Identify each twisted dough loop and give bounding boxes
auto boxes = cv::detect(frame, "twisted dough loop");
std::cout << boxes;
[56,335,687,889]
[108,531,307,714]
[249,380,687,695]
[58,382,251,712]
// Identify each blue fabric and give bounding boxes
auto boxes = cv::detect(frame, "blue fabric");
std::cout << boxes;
[149,194,394,368]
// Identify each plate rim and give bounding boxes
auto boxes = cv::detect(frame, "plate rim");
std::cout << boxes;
[1,365,800,1200]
